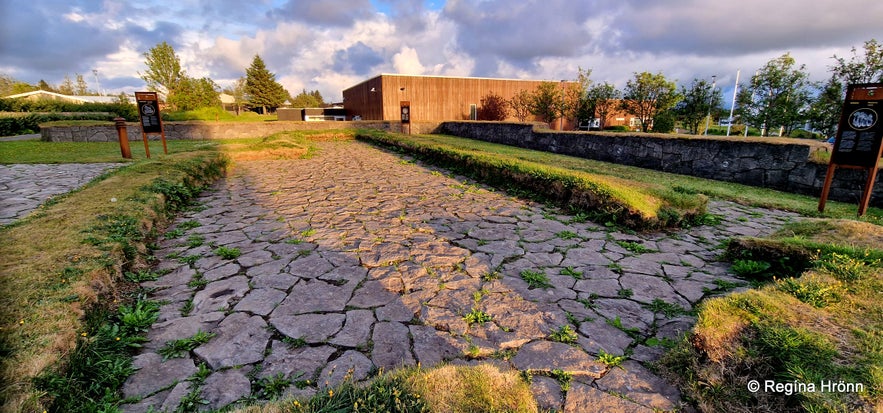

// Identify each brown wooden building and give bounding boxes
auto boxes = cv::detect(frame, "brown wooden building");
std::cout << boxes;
[341,73,560,123]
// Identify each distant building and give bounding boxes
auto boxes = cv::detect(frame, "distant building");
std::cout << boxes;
[277,107,346,121]
[2,90,132,104]
[341,73,644,131]
[342,73,561,125]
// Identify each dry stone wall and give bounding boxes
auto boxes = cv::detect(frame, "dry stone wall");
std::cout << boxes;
[437,122,883,207]
[40,120,441,142]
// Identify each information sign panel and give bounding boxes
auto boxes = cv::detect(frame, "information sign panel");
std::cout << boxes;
[135,92,163,134]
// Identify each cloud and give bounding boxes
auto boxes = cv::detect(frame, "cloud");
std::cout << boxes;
[332,42,385,75]
[610,0,883,56]
[270,0,375,27]
[442,0,596,75]
[392,47,427,74]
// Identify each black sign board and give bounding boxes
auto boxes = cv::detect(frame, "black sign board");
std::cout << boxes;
[135,92,163,134]
[819,83,883,216]
[831,97,883,168]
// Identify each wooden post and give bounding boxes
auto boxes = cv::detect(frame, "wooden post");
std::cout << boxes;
[858,169,879,216]
[114,117,132,159]
[141,133,151,159]
[817,163,837,213]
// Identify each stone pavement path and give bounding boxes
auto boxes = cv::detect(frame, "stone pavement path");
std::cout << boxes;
[0,163,120,226]
[121,140,799,412]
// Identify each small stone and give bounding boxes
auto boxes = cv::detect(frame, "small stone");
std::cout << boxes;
[261,341,336,381]
[329,310,375,348]
[564,382,653,413]
[233,288,287,316]
[270,313,345,343]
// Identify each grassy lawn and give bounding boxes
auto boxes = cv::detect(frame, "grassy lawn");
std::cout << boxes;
[0,139,217,164]
[358,130,710,230]
[359,131,883,224]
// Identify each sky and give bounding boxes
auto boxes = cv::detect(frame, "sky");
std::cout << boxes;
[1,0,882,103]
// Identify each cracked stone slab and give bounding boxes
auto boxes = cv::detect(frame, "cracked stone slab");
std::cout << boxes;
[193,312,272,369]
[564,381,653,413]
[201,369,251,410]
[510,340,606,379]
[122,353,197,398]
[260,341,336,381]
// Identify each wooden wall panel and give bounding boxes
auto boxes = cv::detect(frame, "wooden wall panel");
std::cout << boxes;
[344,74,566,124]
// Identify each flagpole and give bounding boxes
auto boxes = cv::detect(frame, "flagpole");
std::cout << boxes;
[726,69,740,136]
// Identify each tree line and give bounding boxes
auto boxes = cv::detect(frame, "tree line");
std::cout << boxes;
[478,39,883,138]
[140,42,326,113]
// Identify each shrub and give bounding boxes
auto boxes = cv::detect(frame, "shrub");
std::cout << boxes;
[477,92,509,121]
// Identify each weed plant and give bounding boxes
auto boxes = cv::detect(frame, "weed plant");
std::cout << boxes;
[519,269,552,289]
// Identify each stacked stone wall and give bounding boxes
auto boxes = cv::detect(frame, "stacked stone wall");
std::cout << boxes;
[436,122,883,207]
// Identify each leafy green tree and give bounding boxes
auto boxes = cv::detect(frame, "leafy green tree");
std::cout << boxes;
[530,81,562,127]
[245,55,288,114]
[58,75,74,95]
[808,39,883,137]
[222,77,248,115]
[585,82,620,130]
[74,73,89,96]
[737,53,811,136]
[37,79,52,91]
[290,89,322,107]
[831,38,883,85]
[676,78,723,134]
[168,77,220,111]
[562,68,592,127]
[140,41,184,105]
[477,91,509,121]
[621,72,681,132]
[509,89,533,122]
[806,76,843,139]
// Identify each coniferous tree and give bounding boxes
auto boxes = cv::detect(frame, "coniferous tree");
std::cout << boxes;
[245,55,288,114]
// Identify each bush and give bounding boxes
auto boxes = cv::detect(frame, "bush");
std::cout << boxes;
[477,92,509,121]
[604,125,630,132]
[651,110,676,133]
[0,99,137,136]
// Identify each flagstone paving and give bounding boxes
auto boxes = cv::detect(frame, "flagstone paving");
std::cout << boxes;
[0,163,120,225]
[121,140,800,412]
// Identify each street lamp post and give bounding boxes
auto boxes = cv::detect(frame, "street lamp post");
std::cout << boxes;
[703,75,716,135]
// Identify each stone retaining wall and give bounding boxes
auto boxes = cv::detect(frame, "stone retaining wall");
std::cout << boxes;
[40,120,441,142]
[436,121,883,207]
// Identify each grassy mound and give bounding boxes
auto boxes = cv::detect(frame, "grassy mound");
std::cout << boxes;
[0,151,227,412]
[357,130,707,230]
[660,220,883,412]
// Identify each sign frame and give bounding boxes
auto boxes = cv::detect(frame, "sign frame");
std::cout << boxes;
[400,101,411,135]
[818,83,883,216]
[134,91,168,158]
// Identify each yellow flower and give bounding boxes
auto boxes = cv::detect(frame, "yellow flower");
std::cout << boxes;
[116,337,121,341]
[81,332,87,337]
[19,320,24,325]
[328,389,334,397]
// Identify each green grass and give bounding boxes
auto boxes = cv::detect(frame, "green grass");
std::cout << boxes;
[357,130,882,224]
[660,221,883,412]
[0,139,217,164]
[519,269,552,289]
[357,130,709,230]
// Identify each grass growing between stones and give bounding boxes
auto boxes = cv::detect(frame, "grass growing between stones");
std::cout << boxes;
[659,220,883,412]
[0,150,226,412]
[356,130,883,225]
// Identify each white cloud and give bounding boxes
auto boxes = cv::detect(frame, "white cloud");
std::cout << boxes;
[392,47,426,75]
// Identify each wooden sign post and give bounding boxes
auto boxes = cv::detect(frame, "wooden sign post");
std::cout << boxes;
[134,92,168,158]
[818,83,883,216]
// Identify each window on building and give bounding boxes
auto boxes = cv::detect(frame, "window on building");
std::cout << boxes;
[470,104,477,120]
